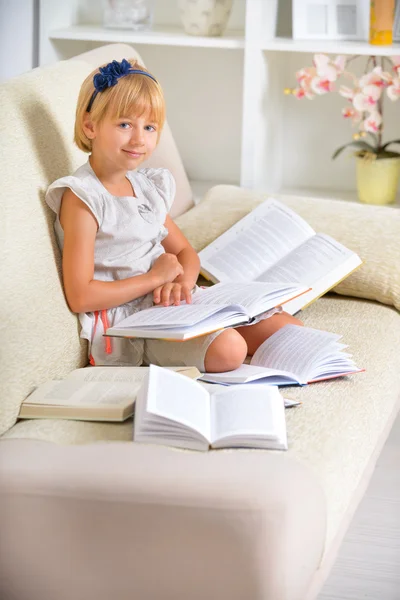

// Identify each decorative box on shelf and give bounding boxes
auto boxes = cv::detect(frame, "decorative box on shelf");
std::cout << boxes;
[103,0,155,31]
[292,0,370,41]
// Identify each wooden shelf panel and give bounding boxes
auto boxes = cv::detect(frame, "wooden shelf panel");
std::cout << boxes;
[49,25,245,50]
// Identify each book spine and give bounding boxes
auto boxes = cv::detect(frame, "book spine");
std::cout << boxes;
[369,0,395,45]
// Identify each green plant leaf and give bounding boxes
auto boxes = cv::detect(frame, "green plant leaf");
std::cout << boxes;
[380,139,400,152]
[332,140,376,160]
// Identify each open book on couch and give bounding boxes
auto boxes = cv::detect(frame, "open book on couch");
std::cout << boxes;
[198,198,362,315]
[105,281,309,341]
[134,365,288,451]
[201,325,363,386]
[18,366,201,422]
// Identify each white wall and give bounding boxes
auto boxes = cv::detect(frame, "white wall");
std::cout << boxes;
[0,0,37,83]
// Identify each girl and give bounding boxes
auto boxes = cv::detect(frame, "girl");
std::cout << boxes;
[46,58,301,372]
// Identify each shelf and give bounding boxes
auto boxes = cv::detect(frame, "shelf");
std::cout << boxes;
[261,37,400,56]
[49,25,245,50]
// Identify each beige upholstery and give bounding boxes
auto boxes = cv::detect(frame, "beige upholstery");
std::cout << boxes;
[1,44,399,600]
[0,440,325,600]
[0,60,91,436]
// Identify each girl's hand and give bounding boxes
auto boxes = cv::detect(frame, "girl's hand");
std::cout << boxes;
[150,253,184,285]
[153,282,194,306]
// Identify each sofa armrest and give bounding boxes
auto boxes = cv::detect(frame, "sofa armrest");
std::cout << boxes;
[0,440,325,600]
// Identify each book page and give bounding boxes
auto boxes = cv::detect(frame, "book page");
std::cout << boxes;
[108,303,234,330]
[256,233,358,287]
[209,385,284,443]
[145,366,211,441]
[192,282,304,315]
[199,199,315,282]
[250,325,341,382]
[66,367,148,385]
[25,380,135,407]
[66,366,200,383]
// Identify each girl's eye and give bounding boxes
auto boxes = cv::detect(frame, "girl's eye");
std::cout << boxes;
[145,125,157,132]
[119,123,131,129]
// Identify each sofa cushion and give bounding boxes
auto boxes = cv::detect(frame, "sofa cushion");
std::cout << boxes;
[0,60,96,436]
[70,44,194,219]
[175,185,400,312]
[4,296,400,552]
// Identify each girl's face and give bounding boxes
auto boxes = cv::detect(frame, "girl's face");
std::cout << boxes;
[87,110,159,170]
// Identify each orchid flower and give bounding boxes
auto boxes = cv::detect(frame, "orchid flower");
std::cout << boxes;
[287,53,400,159]
[342,107,362,124]
[362,111,383,133]
[387,77,400,101]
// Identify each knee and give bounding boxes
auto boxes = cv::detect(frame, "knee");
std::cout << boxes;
[281,311,303,327]
[204,329,248,373]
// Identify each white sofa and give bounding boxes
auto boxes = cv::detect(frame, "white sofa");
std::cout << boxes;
[1,44,400,600]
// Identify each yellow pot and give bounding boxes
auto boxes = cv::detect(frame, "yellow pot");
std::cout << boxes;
[356,155,400,205]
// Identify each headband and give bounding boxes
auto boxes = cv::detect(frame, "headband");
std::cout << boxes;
[86,59,158,112]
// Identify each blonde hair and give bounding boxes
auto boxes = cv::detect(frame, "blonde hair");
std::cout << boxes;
[74,59,165,153]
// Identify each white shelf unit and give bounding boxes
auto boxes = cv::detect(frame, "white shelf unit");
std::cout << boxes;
[39,0,400,200]
[49,24,245,49]
[261,36,400,55]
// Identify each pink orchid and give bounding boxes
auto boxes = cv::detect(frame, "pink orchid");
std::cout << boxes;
[387,77,400,101]
[359,66,385,89]
[353,84,381,112]
[339,85,356,101]
[342,107,362,123]
[287,53,400,158]
[293,87,306,99]
[362,111,382,133]
[314,54,339,81]
[333,55,347,74]
[311,77,335,95]
[295,67,316,98]
[390,56,400,76]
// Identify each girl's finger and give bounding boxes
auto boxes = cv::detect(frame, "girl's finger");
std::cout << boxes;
[173,285,181,306]
[161,283,173,306]
[153,286,162,304]
[183,286,192,304]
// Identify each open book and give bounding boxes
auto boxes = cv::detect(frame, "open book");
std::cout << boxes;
[134,365,288,451]
[19,366,201,422]
[198,199,362,315]
[105,281,309,341]
[201,324,363,386]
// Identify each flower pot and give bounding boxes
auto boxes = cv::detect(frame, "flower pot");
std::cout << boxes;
[356,155,400,205]
[178,0,233,37]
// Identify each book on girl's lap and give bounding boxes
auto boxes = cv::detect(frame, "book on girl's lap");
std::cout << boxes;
[134,365,288,451]
[198,198,362,315]
[201,324,363,387]
[105,281,310,341]
[18,366,201,422]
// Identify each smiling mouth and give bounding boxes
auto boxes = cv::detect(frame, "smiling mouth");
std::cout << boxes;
[123,150,144,157]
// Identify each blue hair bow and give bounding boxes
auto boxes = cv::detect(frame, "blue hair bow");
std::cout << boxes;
[86,59,157,112]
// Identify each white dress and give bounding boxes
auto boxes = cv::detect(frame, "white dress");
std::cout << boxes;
[46,160,175,366]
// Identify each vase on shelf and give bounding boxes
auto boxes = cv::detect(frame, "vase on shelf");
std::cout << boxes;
[178,0,233,37]
[103,0,155,31]
[356,155,400,205]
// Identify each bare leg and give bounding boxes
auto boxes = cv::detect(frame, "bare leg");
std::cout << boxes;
[235,311,303,356]
[204,328,248,372]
